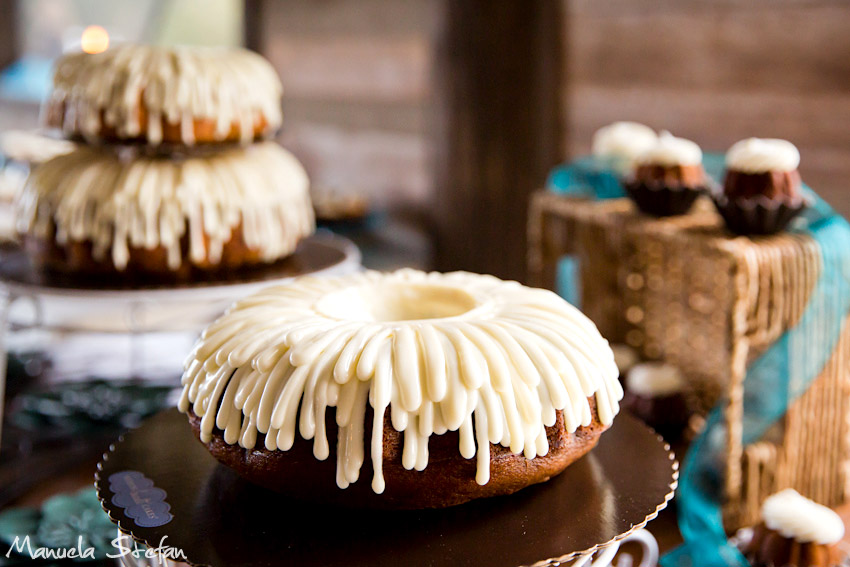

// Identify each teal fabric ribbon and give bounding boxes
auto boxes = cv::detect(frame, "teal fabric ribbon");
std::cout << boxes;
[546,156,626,306]
[546,156,850,565]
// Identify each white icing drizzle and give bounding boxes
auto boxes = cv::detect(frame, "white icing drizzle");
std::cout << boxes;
[592,121,658,165]
[49,45,283,145]
[637,131,702,167]
[0,130,76,164]
[762,489,844,544]
[16,142,314,271]
[626,362,684,397]
[179,269,623,493]
[726,138,800,174]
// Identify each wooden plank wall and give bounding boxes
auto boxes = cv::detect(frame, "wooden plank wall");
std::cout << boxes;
[254,0,438,211]
[0,2,17,70]
[565,0,850,216]
[431,1,563,281]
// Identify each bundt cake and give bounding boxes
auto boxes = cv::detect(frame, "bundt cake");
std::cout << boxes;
[622,362,689,440]
[742,489,845,567]
[179,269,623,508]
[44,45,282,146]
[633,131,705,188]
[724,138,803,202]
[715,137,809,235]
[16,142,314,279]
[591,121,658,174]
[625,131,707,216]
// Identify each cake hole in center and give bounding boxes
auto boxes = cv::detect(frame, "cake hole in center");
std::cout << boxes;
[316,283,480,322]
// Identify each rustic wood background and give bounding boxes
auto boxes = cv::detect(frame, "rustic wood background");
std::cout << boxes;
[252,0,437,212]
[565,0,850,214]
[1,0,849,279]
[250,0,850,279]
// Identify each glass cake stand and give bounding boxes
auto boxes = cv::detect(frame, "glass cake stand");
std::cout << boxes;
[0,232,362,448]
[96,410,676,567]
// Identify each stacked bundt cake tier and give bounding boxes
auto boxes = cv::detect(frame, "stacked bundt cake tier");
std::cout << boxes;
[179,269,623,509]
[18,44,314,281]
[17,143,313,280]
[44,45,282,146]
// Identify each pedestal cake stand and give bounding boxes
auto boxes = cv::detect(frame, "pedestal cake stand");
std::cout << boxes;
[96,410,677,567]
[0,232,361,446]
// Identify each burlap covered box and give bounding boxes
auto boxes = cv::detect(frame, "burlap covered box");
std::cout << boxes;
[528,192,850,529]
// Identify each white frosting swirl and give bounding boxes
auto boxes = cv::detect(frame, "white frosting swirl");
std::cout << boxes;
[626,363,684,397]
[762,489,844,544]
[179,269,623,493]
[725,138,800,174]
[592,122,658,162]
[637,131,702,167]
[17,142,314,271]
[49,45,283,145]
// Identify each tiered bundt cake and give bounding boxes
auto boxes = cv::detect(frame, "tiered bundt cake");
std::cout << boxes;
[18,44,314,280]
[179,269,623,508]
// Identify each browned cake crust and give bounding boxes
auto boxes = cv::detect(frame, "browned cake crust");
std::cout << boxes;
[742,522,841,567]
[44,98,273,146]
[635,164,705,187]
[23,220,269,282]
[724,169,802,202]
[188,397,608,509]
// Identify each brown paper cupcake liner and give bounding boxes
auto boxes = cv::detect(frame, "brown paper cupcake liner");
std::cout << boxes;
[712,194,810,236]
[623,179,704,217]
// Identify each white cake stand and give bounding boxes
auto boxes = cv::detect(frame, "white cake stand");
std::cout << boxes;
[0,232,361,448]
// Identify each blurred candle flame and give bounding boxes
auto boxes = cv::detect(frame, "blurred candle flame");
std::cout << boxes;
[81,25,109,54]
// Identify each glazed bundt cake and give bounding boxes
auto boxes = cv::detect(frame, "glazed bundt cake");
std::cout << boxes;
[633,131,705,188]
[723,138,803,202]
[16,142,314,279]
[591,121,658,172]
[742,489,845,567]
[45,45,282,146]
[179,269,623,508]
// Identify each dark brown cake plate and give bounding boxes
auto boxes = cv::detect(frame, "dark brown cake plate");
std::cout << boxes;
[95,409,678,567]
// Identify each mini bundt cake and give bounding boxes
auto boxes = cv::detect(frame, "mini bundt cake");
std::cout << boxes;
[716,138,809,235]
[724,138,803,202]
[16,142,314,279]
[179,269,623,508]
[625,131,706,216]
[591,121,658,174]
[44,45,282,146]
[633,131,705,187]
[622,362,689,440]
[742,489,845,567]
